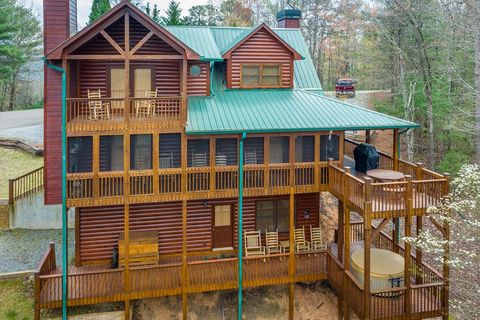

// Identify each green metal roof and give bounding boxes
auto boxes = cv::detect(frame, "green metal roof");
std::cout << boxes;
[186,89,418,135]
[165,26,321,90]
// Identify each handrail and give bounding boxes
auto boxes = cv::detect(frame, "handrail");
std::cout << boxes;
[9,166,44,204]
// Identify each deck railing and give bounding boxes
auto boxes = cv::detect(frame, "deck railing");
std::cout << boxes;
[328,161,448,218]
[36,245,328,312]
[66,96,184,132]
[8,166,44,204]
[66,161,334,206]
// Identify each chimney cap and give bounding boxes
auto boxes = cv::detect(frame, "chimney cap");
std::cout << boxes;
[276,8,302,21]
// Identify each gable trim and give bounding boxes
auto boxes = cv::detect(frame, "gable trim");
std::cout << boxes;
[45,1,200,60]
[221,24,303,60]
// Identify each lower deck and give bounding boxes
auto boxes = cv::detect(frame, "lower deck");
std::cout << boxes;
[36,222,447,320]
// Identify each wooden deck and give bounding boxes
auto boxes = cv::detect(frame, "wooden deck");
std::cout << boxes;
[327,222,446,320]
[36,250,328,309]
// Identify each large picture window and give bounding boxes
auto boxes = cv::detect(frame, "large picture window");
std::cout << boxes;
[256,199,289,232]
[68,136,93,173]
[241,64,281,87]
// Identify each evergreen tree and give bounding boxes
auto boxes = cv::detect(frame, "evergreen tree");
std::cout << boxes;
[152,4,160,23]
[145,2,151,16]
[162,0,183,26]
[88,0,111,24]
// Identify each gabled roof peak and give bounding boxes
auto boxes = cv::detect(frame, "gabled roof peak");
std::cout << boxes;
[221,23,303,60]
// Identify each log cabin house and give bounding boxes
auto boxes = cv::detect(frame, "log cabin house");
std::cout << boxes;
[38,1,451,319]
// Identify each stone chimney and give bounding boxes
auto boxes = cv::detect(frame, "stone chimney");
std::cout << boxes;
[276,8,301,29]
[43,0,77,54]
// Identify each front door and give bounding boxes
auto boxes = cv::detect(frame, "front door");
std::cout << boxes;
[212,204,233,249]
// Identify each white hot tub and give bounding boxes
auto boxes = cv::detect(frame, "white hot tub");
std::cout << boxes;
[350,248,405,293]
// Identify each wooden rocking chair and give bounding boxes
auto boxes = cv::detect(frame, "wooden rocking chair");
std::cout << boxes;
[294,226,311,252]
[265,229,283,254]
[135,89,157,117]
[87,89,110,120]
[310,226,326,251]
[244,230,265,256]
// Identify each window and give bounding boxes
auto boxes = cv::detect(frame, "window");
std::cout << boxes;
[130,134,152,170]
[159,133,181,168]
[244,137,264,164]
[270,137,289,163]
[256,200,289,232]
[187,139,210,167]
[133,67,153,97]
[68,137,93,173]
[320,134,340,161]
[241,64,281,87]
[295,136,314,162]
[216,138,237,166]
[100,135,124,171]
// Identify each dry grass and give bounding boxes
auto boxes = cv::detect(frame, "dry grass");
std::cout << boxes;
[0,147,43,198]
[0,278,34,320]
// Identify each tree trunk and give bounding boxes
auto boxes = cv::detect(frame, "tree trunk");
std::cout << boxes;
[475,25,480,164]
[8,70,19,111]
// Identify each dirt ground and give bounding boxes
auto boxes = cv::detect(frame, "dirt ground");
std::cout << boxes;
[133,281,353,320]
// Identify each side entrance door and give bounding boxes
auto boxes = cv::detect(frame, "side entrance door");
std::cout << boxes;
[212,204,233,249]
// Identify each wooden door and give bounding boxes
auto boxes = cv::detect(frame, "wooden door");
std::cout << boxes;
[133,67,152,97]
[109,67,125,110]
[212,204,233,249]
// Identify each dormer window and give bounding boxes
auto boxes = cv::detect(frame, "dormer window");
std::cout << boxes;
[241,64,281,88]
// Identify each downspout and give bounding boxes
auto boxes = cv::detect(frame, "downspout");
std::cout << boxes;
[237,132,247,320]
[44,58,68,320]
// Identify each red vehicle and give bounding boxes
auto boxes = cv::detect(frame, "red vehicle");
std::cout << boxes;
[335,78,356,98]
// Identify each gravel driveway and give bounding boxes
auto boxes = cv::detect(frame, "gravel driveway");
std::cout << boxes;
[0,228,74,273]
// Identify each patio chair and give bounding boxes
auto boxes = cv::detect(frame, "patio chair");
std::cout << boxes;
[135,89,157,117]
[244,151,257,164]
[159,152,173,169]
[265,229,283,254]
[310,226,326,251]
[244,230,265,256]
[215,153,228,166]
[294,226,311,252]
[87,89,110,120]
[192,152,208,167]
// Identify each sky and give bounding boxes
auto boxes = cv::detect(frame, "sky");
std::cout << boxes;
[30,0,207,28]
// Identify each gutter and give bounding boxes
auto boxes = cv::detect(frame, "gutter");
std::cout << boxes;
[237,132,247,320]
[43,58,68,320]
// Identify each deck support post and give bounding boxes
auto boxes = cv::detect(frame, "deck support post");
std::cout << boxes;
[365,130,371,144]
[181,199,188,319]
[288,188,295,320]
[123,13,131,320]
[237,132,247,320]
[180,53,188,316]
[363,177,373,320]
[404,176,413,316]
[442,174,451,320]
[343,206,351,319]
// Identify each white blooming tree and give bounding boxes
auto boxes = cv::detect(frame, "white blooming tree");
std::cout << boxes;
[405,164,480,319]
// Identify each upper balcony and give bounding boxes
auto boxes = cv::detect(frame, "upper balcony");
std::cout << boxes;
[66,95,186,132]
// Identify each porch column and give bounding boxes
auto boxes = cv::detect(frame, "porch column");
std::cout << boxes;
[365,130,371,144]
[288,135,296,320]
[288,188,295,320]
[123,13,131,320]
[363,177,373,319]
[415,163,425,284]
[392,129,400,254]
[343,206,351,319]
[180,57,188,320]
[442,174,451,320]
[404,176,413,315]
